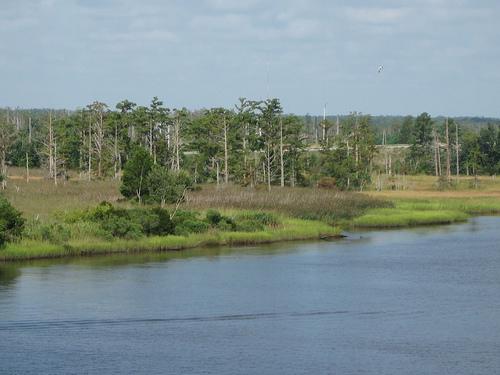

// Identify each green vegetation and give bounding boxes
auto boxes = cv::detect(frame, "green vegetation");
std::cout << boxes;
[0,214,340,262]
[0,94,498,261]
[351,195,500,228]
[352,208,468,228]
[0,196,24,247]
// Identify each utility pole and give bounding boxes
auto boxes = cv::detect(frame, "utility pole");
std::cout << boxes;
[322,103,326,141]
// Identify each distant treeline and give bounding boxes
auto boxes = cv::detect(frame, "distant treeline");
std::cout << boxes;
[0,99,498,191]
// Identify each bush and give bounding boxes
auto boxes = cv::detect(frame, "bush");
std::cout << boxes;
[236,211,280,227]
[216,217,236,231]
[129,208,175,236]
[235,220,264,232]
[0,196,25,247]
[100,216,143,239]
[206,209,223,225]
[120,147,154,202]
[175,220,209,236]
[146,166,193,206]
[39,223,71,244]
[151,208,175,235]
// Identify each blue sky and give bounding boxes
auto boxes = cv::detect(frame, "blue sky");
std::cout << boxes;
[1,0,499,116]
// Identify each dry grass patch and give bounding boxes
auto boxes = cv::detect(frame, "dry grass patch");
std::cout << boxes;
[185,185,391,223]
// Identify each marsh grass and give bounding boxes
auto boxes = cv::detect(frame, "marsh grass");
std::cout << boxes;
[352,208,468,228]
[185,185,391,223]
[0,218,340,261]
[4,174,124,220]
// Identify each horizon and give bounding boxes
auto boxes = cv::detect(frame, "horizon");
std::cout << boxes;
[1,104,500,121]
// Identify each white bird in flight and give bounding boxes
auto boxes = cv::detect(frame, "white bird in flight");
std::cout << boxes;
[377,65,384,74]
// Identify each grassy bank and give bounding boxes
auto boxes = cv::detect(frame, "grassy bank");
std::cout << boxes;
[352,208,469,228]
[351,196,500,228]
[2,171,500,261]
[0,217,340,262]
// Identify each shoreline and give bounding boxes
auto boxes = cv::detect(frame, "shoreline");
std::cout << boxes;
[0,218,342,262]
[2,193,499,263]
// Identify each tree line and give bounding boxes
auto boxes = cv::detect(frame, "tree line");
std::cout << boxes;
[0,100,498,193]
[0,98,377,191]
[379,113,500,178]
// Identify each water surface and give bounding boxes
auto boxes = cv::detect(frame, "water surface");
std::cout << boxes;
[1,217,499,374]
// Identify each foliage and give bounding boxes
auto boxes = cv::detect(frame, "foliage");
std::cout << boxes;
[145,165,193,206]
[0,196,25,247]
[120,147,154,202]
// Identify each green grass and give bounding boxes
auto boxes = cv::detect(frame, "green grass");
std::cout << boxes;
[352,208,469,228]
[394,197,500,215]
[3,170,499,262]
[0,217,341,261]
[352,195,500,228]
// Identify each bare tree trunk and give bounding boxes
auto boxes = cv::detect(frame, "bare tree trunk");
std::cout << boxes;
[149,120,153,156]
[434,129,439,176]
[26,117,31,183]
[437,142,442,177]
[223,116,228,184]
[1,149,6,189]
[88,114,92,181]
[175,118,180,171]
[114,124,119,179]
[314,116,318,144]
[445,117,451,182]
[26,152,29,183]
[455,121,460,178]
[267,144,271,192]
[216,159,220,187]
[48,112,53,178]
[54,140,58,186]
[280,117,284,187]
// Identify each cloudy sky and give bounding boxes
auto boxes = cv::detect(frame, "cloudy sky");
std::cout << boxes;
[1,0,499,116]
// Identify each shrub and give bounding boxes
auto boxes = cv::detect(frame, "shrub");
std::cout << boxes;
[100,216,142,239]
[0,196,25,247]
[206,209,223,225]
[235,220,264,232]
[120,147,154,202]
[175,220,209,236]
[216,217,236,231]
[172,210,199,225]
[146,166,193,206]
[236,211,280,227]
[151,208,175,235]
[129,208,175,236]
[38,223,71,244]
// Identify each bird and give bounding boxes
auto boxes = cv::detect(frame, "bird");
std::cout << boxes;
[377,65,384,74]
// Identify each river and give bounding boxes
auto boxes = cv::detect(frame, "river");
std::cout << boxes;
[1,216,499,374]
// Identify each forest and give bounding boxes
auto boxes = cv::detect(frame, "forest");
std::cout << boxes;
[0,97,499,195]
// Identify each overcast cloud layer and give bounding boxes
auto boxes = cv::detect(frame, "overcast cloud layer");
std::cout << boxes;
[1,0,499,116]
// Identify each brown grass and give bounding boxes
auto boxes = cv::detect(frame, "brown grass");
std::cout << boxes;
[369,175,500,199]
[185,185,391,222]
[4,172,123,220]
